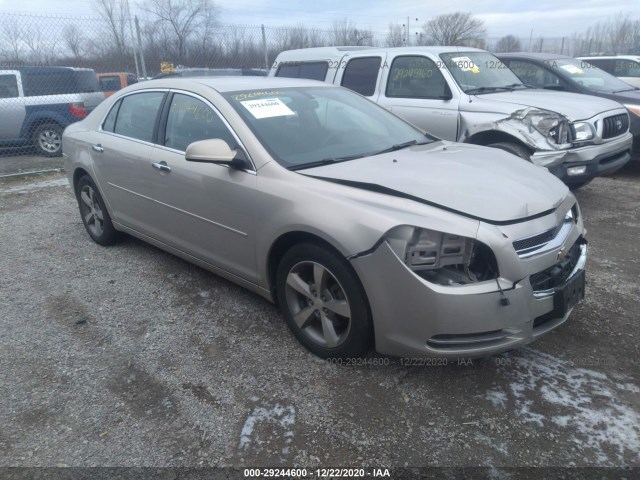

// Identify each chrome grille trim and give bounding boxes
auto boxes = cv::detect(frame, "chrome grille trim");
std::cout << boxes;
[513,215,574,258]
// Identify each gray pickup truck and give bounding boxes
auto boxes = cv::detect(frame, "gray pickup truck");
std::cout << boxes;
[271,46,632,188]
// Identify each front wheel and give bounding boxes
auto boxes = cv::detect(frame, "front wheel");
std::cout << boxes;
[76,175,118,246]
[32,123,63,157]
[276,243,372,359]
[487,142,531,161]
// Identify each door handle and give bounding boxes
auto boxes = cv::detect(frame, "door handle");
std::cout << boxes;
[152,162,171,173]
[92,144,104,153]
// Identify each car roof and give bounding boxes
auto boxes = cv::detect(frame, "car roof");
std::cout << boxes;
[275,45,487,62]
[0,66,93,73]
[577,55,640,60]
[496,52,573,61]
[131,76,332,92]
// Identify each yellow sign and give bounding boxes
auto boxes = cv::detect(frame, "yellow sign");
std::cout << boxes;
[160,62,175,74]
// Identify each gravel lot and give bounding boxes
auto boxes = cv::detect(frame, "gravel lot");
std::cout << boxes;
[0,159,639,475]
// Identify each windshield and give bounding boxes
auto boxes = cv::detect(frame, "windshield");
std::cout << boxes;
[223,87,432,169]
[439,52,525,94]
[551,58,635,93]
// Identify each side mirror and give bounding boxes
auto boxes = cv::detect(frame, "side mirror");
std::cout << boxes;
[185,139,250,170]
[543,84,565,91]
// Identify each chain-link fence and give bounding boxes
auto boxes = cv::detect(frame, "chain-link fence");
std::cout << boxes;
[1,11,637,156]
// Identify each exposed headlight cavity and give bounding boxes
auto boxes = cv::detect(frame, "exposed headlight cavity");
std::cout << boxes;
[385,226,499,286]
[522,108,573,146]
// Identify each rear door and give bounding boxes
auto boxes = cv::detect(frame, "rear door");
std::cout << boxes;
[89,90,166,235]
[0,71,25,140]
[377,54,459,140]
[147,91,258,281]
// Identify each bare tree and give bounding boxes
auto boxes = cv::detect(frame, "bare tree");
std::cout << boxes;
[63,25,86,59]
[608,13,634,54]
[386,23,404,47]
[494,34,521,53]
[2,21,23,65]
[422,12,486,46]
[94,0,129,53]
[143,0,218,62]
[330,18,373,46]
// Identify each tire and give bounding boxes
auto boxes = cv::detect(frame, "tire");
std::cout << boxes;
[32,123,63,157]
[487,142,532,161]
[276,243,372,359]
[76,175,118,246]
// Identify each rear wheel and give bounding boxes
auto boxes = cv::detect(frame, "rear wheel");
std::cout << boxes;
[276,243,372,359]
[76,175,117,246]
[32,123,63,157]
[487,142,531,161]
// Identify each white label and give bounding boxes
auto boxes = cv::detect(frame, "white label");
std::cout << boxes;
[240,98,295,119]
[560,64,584,74]
[451,56,480,73]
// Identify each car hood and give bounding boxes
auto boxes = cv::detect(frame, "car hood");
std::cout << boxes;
[301,142,568,224]
[475,90,624,121]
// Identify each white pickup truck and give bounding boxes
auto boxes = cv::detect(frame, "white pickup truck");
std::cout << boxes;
[271,46,633,188]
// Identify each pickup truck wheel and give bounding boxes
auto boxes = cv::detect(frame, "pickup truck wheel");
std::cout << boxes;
[276,243,372,359]
[33,123,63,157]
[487,142,531,161]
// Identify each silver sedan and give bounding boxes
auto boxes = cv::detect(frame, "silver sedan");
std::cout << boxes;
[63,77,587,359]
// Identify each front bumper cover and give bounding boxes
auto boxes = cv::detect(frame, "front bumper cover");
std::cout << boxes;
[350,238,588,359]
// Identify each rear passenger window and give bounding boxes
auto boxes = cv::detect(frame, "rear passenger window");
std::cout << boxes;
[341,57,381,96]
[0,74,19,98]
[276,62,328,81]
[164,93,237,152]
[113,92,164,142]
[102,100,120,132]
[99,76,120,92]
[386,56,450,99]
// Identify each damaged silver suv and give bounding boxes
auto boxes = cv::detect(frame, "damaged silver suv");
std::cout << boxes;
[272,46,633,188]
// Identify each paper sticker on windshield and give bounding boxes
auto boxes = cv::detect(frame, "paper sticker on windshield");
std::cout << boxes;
[560,64,584,75]
[240,98,294,119]
[451,56,480,73]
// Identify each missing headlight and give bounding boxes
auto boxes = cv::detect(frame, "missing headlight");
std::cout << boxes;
[385,226,499,286]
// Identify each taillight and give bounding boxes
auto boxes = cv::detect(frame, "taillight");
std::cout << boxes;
[69,102,87,118]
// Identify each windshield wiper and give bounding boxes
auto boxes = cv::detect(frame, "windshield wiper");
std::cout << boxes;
[287,154,363,171]
[371,139,431,156]
[613,88,639,93]
[466,85,522,94]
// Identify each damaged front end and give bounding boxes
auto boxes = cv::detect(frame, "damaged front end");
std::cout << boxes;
[461,107,598,169]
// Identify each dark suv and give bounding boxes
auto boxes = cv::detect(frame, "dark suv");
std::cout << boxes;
[0,67,105,156]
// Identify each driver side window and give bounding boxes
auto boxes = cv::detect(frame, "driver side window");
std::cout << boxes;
[164,93,237,152]
[507,60,548,88]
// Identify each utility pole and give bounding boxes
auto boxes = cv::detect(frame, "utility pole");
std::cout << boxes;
[135,16,147,79]
[125,0,140,78]
[560,37,565,55]
[261,24,269,71]
[528,29,533,51]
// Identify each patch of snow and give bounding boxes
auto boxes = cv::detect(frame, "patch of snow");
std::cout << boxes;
[239,402,296,458]
[1,176,68,194]
[491,347,640,466]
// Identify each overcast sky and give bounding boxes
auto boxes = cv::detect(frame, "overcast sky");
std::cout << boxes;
[1,0,638,39]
